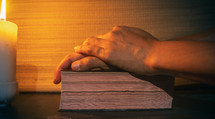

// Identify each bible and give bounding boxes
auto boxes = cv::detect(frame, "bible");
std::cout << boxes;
[59,71,174,110]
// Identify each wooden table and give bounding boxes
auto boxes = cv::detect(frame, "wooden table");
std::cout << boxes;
[0,90,215,119]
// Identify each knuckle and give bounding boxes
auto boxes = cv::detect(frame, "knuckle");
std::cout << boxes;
[83,37,93,45]
[109,30,120,36]
[88,36,98,41]
[108,31,122,40]
[83,41,89,45]
[83,39,89,45]
[85,46,98,55]
[84,36,100,45]
[112,25,124,31]
[84,36,93,43]
[96,47,103,55]
[87,36,95,41]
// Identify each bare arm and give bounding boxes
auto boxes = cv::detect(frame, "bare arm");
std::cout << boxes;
[148,40,215,85]
[54,26,215,85]
[170,28,215,41]
[74,26,215,85]
[164,28,215,84]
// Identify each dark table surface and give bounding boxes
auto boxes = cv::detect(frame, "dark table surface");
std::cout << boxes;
[1,89,215,119]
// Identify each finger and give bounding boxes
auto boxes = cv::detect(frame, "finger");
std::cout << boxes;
[112,25,143,34]
[82,36,111,48]
[82,36,103,45]
[97,26,128,40]
[97,34,105,39]
[97,25,141,41]
[54,53,85,84]
[71,56,109,71]
[74,45,106,60]
[97,30,123,42]
[112,25,156,39]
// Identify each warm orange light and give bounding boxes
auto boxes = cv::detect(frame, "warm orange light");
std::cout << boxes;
[0,0,6,21]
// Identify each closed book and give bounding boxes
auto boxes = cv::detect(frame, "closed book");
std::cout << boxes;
[59,71,174,110]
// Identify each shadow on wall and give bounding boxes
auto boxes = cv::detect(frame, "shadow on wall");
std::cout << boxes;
[16,64,38,92]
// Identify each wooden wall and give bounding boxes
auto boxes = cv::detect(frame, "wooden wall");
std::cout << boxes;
[5,0,215,92]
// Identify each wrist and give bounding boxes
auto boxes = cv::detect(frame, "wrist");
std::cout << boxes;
[144,40,164,75]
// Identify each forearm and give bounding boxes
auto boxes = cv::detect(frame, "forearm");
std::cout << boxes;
[148,41,215,85]
[169,28,215,41]
[72,26,215,85]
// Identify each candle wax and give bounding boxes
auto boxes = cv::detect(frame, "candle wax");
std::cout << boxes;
[0,21,17,82]
[0,21,18,105]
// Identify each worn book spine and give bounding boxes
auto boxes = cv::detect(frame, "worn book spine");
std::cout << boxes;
[60,71,174,110]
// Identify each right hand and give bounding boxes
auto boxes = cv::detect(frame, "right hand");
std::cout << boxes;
[74,26,160,75]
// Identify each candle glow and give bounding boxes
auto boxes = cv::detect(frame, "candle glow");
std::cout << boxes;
[0,0,6,21]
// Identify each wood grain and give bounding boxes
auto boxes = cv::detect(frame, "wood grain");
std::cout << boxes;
[60,71,173,110]
[5,0,215,91]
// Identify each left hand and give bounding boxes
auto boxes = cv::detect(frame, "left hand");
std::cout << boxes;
[53,53,109,84]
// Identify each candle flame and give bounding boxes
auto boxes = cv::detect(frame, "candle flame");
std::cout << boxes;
[0,0,6,21]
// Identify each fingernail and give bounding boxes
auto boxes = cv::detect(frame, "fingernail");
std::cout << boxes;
[72,63,80,71]
[53,79,59,84]
[53,79,57,84]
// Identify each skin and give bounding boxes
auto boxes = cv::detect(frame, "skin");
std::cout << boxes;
[54,26,215,85]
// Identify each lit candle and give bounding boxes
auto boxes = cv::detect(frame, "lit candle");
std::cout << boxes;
[0,0,18,106]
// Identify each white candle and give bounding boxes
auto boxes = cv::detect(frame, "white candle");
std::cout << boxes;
[0,0,18,106]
